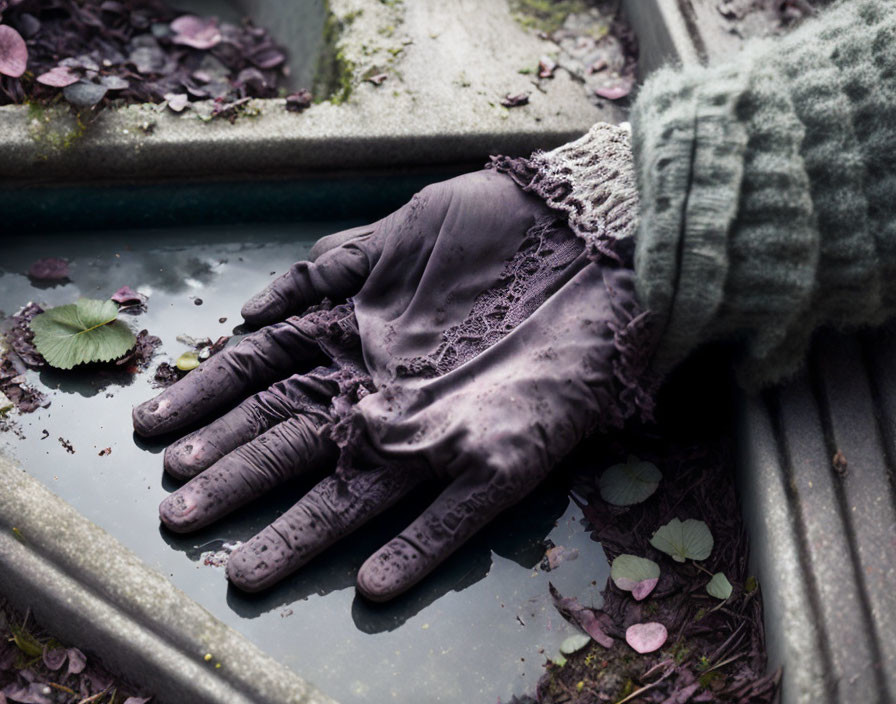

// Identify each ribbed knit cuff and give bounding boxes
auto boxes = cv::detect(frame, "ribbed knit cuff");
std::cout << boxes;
[631,61,751,376]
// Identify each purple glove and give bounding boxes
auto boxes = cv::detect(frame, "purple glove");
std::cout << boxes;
[133,170,652,601]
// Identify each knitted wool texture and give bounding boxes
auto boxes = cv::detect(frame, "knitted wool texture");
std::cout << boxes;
[521,0,896,387]
[632,0,896,386]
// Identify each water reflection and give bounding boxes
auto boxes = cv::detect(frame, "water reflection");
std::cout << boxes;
[38,363,136,398]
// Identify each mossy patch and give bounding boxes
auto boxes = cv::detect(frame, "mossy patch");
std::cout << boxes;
[510,0,592,33]
[314,3,360,104]
[26,101,89,159]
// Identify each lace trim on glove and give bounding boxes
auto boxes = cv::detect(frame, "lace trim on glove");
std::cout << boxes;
[487,122,640,265]
[391,213,586,380]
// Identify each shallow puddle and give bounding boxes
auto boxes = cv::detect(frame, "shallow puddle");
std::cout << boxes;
[0,223,610,703]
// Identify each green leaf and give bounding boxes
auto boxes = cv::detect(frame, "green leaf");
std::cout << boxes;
[550,653,567,667]
[598,455,661,506]
[649,518,713,563]
[176,351,200,371]
[559,633,591,655]
[0,390,13,415]
[706,572,733,600]
[611,554,660,600]
[30,298,135,370]
[10,623,43,657]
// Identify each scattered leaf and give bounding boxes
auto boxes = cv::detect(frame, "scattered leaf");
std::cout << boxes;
[285,90,312,112]
[542,544,579,571]
[10,624,43,657]
[0,25,27,78]
[153,361,181,387]
[610,554,660,600]
[111,286,146,306]
[176,351,200,371]
[42,647,67,671]
[501,92,529,107]
[36,65,81,87]
[27,258,70,281]
[550,653,567,667]
[598,455,661,506]
[171,15,221,49]
[649,518,714,563]
[538,55,557,78]
[66,647,86,675]
[706,572,733,600]
[0,391,13,415]
[63,80,109,107]
[100,74,130,90]
[559,633,591,655]
[549,583,614,648]
[625,622,668,654]
[30,298,136,370]
[593,74,634,100]
[165,92,188,112]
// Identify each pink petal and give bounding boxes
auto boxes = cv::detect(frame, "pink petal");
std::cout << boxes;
[631,577,659,601]
[625,622,668,654]
[0,25,27,78]
[66,647,86,675]
[165,93,188,112]
[594,75,635,100]
[615,576,659,601]
[171,15,222,50]
[42,647,67,670]
[111,285,145,305]
[36,65,81,87]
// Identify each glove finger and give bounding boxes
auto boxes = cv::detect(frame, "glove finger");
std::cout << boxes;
[241,223,378,326]
[159,413,336,533]
[308,219,384,261]
[226,468,422,592]
[163,371,336,480]
[132,319,327,438]
[356,464,547,602]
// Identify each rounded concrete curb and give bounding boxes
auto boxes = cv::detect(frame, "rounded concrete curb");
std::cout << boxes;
[0,455,337,704]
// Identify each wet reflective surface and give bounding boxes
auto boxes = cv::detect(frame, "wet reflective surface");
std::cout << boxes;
[0,223,609,704]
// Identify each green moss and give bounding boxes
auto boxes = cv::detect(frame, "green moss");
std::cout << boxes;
[313,2,358,105]
[26,101,89,158]
[509,0,591,33]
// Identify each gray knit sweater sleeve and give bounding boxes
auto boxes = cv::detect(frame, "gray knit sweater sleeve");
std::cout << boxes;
[512,0,896,388]
[631,0,896,386]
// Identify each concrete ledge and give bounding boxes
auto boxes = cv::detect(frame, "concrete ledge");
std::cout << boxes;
[736,328,896,703]
[0,0,623,186]
[0,455,337,704]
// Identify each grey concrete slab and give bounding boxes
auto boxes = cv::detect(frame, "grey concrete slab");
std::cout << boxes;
[736,328,896,704]
[622,0,703,72]
[0,454,336,704]
[0,0,622,185]
[734,392,830,704]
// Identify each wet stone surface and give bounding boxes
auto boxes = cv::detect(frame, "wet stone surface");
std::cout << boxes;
[0,222,611,704]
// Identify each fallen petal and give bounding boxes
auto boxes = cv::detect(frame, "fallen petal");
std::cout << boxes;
[625,622,668,654]
[0,25,28,78]
[36,66,81,88]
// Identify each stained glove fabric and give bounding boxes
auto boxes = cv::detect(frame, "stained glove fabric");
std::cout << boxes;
[133,170,653,601]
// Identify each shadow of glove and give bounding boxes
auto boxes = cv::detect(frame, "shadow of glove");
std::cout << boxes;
[133,170,650,601]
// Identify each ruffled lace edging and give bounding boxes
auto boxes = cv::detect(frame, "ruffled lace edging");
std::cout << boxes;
[486,123,640,267]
